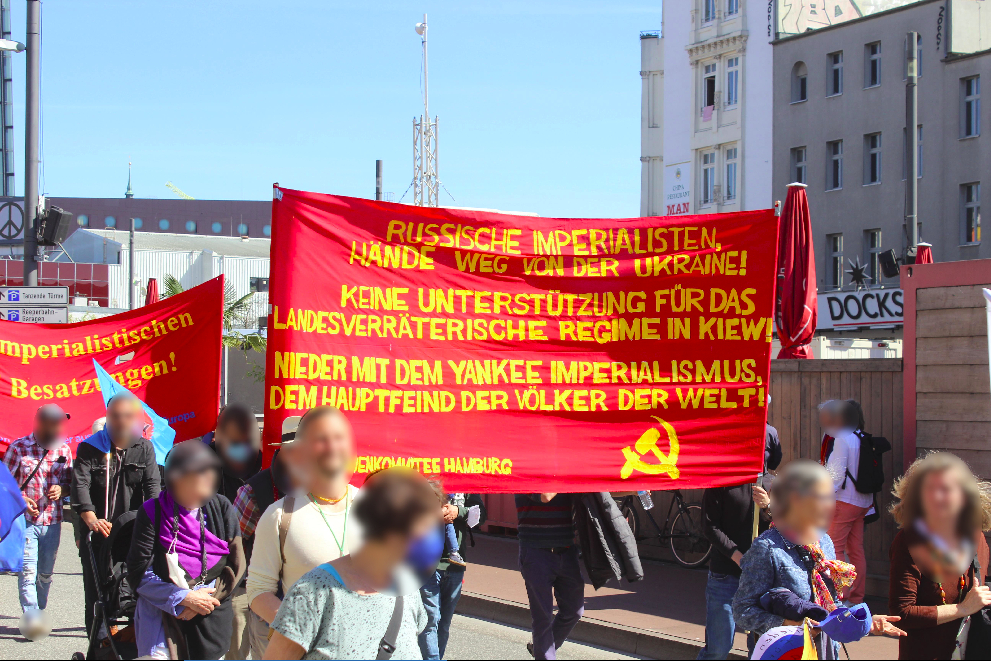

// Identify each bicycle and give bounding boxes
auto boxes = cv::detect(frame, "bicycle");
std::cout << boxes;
[615,490,712,568]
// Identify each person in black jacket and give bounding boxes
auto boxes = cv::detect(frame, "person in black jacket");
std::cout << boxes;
[127,439,245,660]
[71,393,161,637]
[697,422,782,660]
[208,403,263,505]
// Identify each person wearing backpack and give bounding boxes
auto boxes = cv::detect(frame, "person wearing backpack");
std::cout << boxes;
[246,407,362,649]
[822,399,874,605]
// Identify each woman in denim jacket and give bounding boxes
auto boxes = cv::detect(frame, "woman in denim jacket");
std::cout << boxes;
[732,460,902,657]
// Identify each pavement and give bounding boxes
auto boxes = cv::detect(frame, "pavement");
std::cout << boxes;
[459,534,899,660]
[446,614,638,660]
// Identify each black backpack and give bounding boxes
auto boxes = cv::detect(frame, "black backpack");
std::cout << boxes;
[844,431,891,495]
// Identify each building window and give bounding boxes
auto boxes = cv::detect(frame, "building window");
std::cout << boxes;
[703,0,716,23]
[132,218,143,229]
[725,57,739,106]
[701,151,716,205]
[76,214,88,227]
[104,216,116,228]
[865,229,882,284]
[865,42,881,88]
[185,220,197,232]
[250,277,270,293]
[238,223,249,236]
[828,51,843,96]
[158,219,170,230]
[702,63,717,114]
[827,140,843,190]
[791,147,807,184]
[962,183,981,244]
[903,125,923,179]
[263,224,272,236]
[962,76,981,138]
[727,0,739,16]
[725,147,738,201]
[792,62,808,102]
[211,221,223,234]
[864,133,882,185]
[827,234,844,289]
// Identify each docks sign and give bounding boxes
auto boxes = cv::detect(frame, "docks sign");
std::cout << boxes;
[817,289,903,330]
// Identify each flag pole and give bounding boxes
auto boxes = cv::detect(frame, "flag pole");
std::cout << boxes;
[752,471,763,541]
[104,453,111,521]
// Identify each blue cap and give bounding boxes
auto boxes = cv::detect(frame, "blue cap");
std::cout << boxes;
[819,603,872,643]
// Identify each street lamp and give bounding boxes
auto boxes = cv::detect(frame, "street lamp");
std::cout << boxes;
[0,38,24,52]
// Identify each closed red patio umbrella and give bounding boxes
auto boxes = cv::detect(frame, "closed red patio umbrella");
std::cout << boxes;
[775,183,817,359]
[145,278,160,306]
[916,242,934,264]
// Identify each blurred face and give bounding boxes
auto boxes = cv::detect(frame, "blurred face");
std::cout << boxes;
[818,406,839,432]
[301,413,354,482]
[215,421,257,467]
[382,511,439,561]
[920,468,966,525]
[786,476,836,532]
[274,443,301,491]
[33,417,64,445]
[106,397,140,446]
[171,469,218,509]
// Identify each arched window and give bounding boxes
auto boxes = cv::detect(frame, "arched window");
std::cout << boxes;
[791,62,808,102]
[237,223,249,236]
[211,222,223,234]
[158,219,170,230]
[77,214,89,227]
[263,224,272,237]
[133,218,143,229]
[185,221,197,232]
[104,216,116,228]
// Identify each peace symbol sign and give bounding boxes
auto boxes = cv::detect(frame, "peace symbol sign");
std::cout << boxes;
[0,200,23,241]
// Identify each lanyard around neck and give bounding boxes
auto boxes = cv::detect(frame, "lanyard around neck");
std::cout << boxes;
[308,491,350,557]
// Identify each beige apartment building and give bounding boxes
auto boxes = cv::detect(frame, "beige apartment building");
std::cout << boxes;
[772,0,991,292]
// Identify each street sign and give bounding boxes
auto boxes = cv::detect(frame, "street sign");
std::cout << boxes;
[0,306,68,323]
[0,286,70,305]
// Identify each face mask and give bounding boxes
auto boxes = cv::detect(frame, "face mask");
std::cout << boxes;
[165,537,190,590]
[225,443,253,464]
[405,525,444,576]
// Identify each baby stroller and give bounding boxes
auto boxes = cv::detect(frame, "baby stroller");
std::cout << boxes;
[71,510,139,661]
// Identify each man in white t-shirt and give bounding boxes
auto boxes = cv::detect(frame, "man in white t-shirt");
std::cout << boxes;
[247,406,361,635]
[823,399,873,606]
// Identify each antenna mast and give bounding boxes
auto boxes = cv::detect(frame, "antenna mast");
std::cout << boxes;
[413,14,438,207]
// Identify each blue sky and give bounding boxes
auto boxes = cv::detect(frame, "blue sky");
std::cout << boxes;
[9,1,660,218]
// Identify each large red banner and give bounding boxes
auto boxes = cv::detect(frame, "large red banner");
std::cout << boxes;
[264,188,780,492]
[0,277,224,453]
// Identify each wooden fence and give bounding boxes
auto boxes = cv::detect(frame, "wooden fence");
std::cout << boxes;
[481,357,905,597]
[902,260,991,479]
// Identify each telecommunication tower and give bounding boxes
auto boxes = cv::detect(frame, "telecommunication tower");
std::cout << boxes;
[413,14,438,207]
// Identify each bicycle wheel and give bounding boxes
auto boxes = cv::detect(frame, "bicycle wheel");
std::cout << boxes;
[621,501,640,540]
[669,502,713,567]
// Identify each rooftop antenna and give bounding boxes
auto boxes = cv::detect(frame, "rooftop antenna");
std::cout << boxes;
[413,14,438,207]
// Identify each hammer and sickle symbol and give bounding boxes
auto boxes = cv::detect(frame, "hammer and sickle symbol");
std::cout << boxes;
[620,416,680,480]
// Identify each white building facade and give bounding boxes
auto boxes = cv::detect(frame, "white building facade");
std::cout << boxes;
[640,0,774,218]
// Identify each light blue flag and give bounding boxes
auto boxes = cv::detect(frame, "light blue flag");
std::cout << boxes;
[81,359,177,465]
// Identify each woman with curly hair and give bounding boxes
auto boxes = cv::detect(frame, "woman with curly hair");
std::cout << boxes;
[888,452,991,660]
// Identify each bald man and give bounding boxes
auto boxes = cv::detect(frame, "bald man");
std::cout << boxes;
[71,393,160,638]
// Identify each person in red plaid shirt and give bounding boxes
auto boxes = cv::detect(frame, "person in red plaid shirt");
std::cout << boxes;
[2,404,74,620]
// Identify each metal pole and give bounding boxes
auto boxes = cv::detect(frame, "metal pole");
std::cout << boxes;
[906,32,919,260]
[422,13,428,120]
[375,160,383,201]
[22,0,39,285]
[129,218,136,310]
